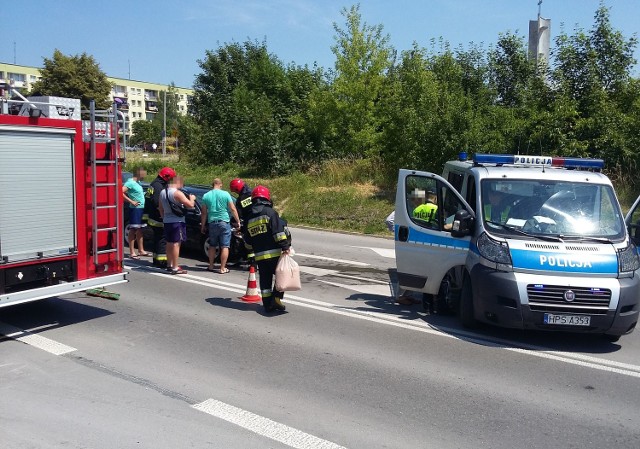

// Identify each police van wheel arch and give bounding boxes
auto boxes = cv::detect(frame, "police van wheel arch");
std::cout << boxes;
[459,274,476,328]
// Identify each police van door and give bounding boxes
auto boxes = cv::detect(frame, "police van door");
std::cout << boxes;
[395,169,474,296]
[625,194,640,248]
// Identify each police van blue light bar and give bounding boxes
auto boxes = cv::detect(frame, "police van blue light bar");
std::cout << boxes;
[473,154,604,170]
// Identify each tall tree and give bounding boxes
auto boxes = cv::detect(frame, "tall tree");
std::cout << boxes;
[329,4,393,158]
[30,49,112,109]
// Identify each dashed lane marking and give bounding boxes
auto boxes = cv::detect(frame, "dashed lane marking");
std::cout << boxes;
[347,246,396,259]
[193,399,347,449]
[0,322,76,355]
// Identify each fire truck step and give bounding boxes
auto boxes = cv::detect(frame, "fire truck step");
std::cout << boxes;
[96,249,117,255]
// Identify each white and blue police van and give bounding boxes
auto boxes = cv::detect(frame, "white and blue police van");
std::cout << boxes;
[394,153,640,341]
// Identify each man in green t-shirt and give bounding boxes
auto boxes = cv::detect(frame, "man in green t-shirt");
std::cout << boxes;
[200,178,240,273]
[122,168,149,259]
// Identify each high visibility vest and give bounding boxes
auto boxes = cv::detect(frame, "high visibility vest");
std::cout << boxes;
[484,204,510,222]
[413,203,438,224]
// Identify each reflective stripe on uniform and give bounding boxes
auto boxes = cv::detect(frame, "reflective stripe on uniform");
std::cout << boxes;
[275,231,287,242]
[255,248,282,261]
[147,218,163,228]
[261,289,272,297]
[247,216,270,226]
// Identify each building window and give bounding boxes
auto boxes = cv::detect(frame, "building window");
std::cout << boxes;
[8,73,26,82]
[29,75,37,82]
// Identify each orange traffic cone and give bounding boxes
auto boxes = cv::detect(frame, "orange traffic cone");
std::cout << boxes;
[239,265,261,302]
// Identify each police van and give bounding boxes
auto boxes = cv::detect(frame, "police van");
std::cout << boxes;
[394,153,640,341]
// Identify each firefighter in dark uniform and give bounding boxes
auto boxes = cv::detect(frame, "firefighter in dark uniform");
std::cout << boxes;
[243,185,290,313]
[230,178,254,264]
[144,166,176,268]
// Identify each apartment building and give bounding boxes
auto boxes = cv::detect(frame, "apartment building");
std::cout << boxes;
[0,62,193,133]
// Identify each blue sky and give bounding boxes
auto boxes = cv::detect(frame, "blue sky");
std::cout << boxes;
[3,1,638,88]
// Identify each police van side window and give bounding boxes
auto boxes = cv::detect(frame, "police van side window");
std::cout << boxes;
[466,175,477,214]
[406,176,440,230]
[447,172,464,193]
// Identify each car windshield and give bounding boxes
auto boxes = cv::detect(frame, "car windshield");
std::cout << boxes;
[480,179,625,241]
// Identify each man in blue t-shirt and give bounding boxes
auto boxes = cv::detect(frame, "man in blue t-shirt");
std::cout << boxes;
[122,168,149,259]
[200,178,240,273]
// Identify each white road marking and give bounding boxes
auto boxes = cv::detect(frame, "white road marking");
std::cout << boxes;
[295,253,369,267]
[193,398,346,449]
[299,266,339,277]
[0,322,76,356]
[347,246,396,259]
[317,280,392,297]
[298,266,390,285]
[134,267,640,380]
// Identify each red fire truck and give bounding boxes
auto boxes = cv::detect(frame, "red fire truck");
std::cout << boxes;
[0,93,127,308]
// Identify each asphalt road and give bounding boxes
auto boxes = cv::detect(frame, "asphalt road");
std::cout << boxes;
[1,227,640,448]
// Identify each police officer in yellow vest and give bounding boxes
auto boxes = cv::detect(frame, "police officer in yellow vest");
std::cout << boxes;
[484,188,510,223]
[412,190,438,226]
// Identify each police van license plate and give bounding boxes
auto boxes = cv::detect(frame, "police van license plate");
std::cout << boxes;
[543,313,591,326]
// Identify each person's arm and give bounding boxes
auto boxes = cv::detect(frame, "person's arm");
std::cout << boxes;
[228,201,240,229]
[200,203,208,234]
[158,191,165,218]
[122,185,139,207]
[271,210,291,252]
[174,190,196,208]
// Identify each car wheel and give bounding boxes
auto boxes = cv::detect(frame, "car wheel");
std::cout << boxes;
[459,274,476,328]
[124,224,133,245]
[203,237,212,261]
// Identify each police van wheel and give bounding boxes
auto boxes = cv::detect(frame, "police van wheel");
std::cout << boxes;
[459,275,476,328]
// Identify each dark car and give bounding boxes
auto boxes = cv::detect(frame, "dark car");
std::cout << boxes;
[123,183,247,264]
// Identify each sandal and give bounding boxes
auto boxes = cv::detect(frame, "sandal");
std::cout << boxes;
[219,268,230,274]
[129,254,140,260]
[206,267,217,272]
[169,267,188,275]
[138,252,151,257]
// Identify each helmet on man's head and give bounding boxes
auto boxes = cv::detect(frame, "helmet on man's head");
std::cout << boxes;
[251,185,271,202]
[159,167,176,181]
[230,178,245,194]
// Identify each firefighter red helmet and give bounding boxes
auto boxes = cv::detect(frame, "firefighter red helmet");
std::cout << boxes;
[251,185,271,202]
[230,178,245,194]
[159,167,176,181]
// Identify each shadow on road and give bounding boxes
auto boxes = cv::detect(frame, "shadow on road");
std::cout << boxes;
[339,288,623,355]
[0,296,113,342]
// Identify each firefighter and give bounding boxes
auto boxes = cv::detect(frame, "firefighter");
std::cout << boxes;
[230,178,254,264]
[144,166,176,268]
[229,178,253,226]
[243,185,291,313]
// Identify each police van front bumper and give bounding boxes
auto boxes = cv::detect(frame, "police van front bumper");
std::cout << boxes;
[469,265,640,336]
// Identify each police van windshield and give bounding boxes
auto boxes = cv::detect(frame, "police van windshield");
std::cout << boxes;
[480,179,625,241]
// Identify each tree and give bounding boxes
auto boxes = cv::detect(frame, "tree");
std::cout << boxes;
[130,119,161,150]
[190,40,323,173]
[329,4,393,158]
[30,49,112,109]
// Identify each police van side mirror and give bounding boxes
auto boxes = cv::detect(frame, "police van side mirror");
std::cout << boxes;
[451,209,474,238]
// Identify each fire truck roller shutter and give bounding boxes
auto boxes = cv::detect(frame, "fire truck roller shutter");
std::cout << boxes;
[0,126,76,262]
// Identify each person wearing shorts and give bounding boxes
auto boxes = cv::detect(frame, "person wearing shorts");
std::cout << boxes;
[159,175,196,274]
[200,178,240,274]
[123,168,148,259]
